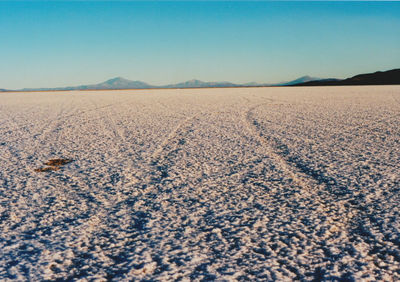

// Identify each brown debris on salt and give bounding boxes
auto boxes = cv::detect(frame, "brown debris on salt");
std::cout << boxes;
[34,158,73,172]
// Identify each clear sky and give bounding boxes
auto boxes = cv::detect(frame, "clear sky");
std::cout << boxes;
[0,1,399,89]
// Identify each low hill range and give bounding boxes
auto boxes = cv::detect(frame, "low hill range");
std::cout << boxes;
[164,79,240,89]
[1,68,399,92]
[293,68,400,86]
[1,76,319,92]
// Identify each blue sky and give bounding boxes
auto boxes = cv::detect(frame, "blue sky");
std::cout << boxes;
[0,1,399,89]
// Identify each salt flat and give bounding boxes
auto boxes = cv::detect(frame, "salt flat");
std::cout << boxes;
[0,86,399,280]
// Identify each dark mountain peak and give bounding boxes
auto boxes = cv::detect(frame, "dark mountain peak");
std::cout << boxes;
[348,69,400,83]
[293,68,400,86]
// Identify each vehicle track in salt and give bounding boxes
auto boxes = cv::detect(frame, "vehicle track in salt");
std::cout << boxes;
[66,113,202,280]
[0,98,134,145]
[45,104,201,279]
[0,96,146,280]
[243,100,352,206]
[244,100,400,280]
[150,115,198,166]
[246,100,362,251]
[243,101,323,195]
[2,87,399,280]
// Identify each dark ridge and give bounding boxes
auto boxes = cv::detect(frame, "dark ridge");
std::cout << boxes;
[293,68,400,86]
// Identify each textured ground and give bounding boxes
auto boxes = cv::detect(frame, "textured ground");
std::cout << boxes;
[0,86,399,281]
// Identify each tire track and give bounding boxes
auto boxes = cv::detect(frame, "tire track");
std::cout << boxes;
[22,101,143,280]
[242,101,353,244]
[101,105,127,144]
[243,101,399,277]
[243,101,318,195]
[150,114,198,166]
[1,98,134,145]
[244,100,357,198]
[63,113,201,279]
[28,106,195,258]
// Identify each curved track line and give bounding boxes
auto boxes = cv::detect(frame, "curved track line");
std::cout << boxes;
[101,105,126,143]
[243,101,400,270]
[243,102,316,194]
[242,101,351,236]
[150,115,198,165]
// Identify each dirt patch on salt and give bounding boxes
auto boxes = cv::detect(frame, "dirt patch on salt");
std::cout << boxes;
[34,158,73,172]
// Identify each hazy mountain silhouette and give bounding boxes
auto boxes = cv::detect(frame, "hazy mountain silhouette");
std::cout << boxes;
[9,76,324,91]
[80,77,152,90]
[2,68,398,92]
[275,75,321,86]
[165,79,239,88]
[20,77,152,91]
[293,69,400,86]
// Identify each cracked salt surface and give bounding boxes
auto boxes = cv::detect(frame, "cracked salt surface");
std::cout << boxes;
[0,86,399,280]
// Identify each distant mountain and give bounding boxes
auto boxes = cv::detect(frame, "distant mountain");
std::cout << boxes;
[21,77,153,91]
[275,75,321,86]
[293,69,400,86]
[19,78,240,91]
[165,79,239,88]
[76,77,153,90]
[240,76,323,87]
[7,69,398,92]
[343,69,400,85]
